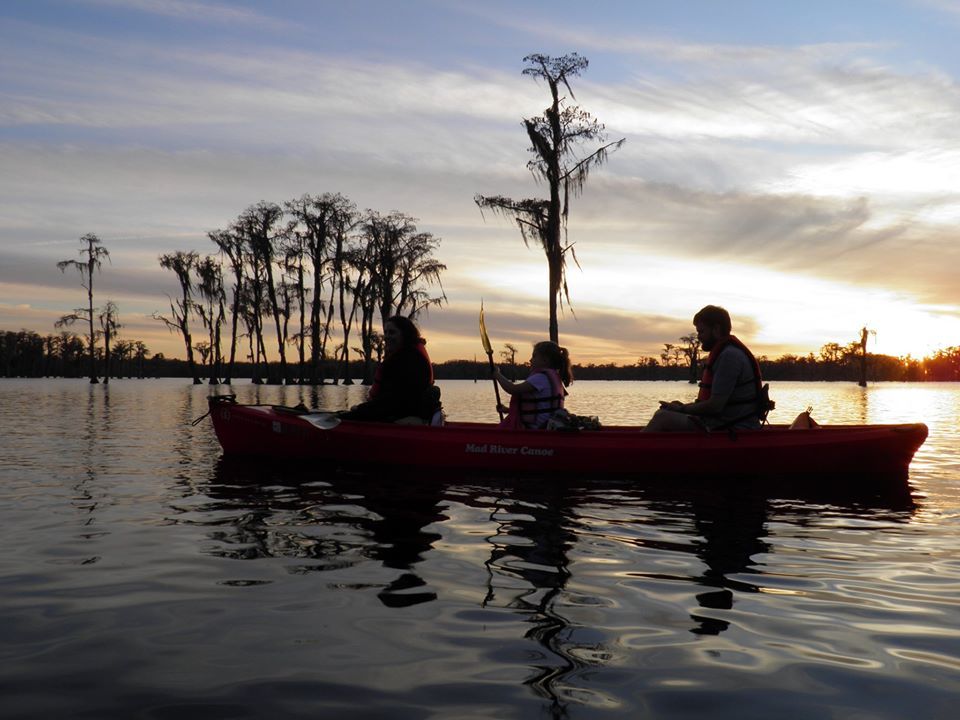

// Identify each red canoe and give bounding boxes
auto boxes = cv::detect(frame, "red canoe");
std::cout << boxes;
[206,395,928,477]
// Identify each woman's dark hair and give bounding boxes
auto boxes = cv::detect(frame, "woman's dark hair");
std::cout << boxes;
[533,340,573,387]
[692,305,732,335]
[385,315,425,348]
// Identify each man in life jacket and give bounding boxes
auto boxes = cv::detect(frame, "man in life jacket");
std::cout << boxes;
[644,305,766,432]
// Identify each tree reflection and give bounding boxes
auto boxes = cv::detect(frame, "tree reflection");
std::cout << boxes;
[71,384,108,558]
[192,451,921,718]
[480,481,583,719]
[200,461,445,608]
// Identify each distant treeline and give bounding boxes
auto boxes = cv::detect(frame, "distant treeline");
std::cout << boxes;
[4,328,959,382]
[49,195,447,386]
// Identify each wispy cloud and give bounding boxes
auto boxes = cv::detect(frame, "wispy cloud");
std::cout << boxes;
[588,58,960,151]
[79,0,295,30]
[4,2,960,360]
[914,0,960,21]
[452,3,884,67]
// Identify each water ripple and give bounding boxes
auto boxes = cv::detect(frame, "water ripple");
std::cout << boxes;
[2,379,960,718]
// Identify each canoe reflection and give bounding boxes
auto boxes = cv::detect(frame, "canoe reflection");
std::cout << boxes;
[687,487,771,636]
[641,475,915,636]
[200,459,917,716]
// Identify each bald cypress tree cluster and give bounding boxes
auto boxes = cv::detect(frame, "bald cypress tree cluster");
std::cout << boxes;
[157,195,447,385]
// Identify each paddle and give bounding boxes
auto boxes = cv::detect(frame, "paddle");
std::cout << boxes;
[301,412,342,430]
[479,302,505,421]
[272,403,342,429]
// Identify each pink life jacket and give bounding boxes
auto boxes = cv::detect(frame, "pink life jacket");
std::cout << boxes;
[499,368,566,429]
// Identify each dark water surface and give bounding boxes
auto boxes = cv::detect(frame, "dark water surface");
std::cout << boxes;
[2,379,958,718]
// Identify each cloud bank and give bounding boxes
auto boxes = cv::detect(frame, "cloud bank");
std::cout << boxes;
[3,1,959,362]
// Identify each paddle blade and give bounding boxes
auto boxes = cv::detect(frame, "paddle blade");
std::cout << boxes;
[479,305,493,356]
[302,412,341,430]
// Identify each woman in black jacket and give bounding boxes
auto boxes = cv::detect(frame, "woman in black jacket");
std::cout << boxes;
[340,316,441,424]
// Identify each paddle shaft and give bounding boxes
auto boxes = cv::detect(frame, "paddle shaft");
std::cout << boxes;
[486,351,505,421]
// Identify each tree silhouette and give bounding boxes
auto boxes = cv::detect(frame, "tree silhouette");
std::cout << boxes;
[236,202,288,383]
[857,326,876,387]
[194,254,226,383]
[337,240,371,385]
[112,339,131,377]
[194,341,211,367]
[209,228,245,383]
[680,332,700,383]
[56,233,110,382]
[476,53,623,343]
[278,277,296,375]
[353,210,447,382]
[284,193,359,384]
[660,342,684,367]
[360,210,447,323]
[132,340,149,379]
[157,250,202,384]
[280,217,310,383]
[819,342,845,365]
[63,332,85,376]
[39,195,452,383]
[347,235,378,383]
[235,272,268,382]
[98,301,120,383]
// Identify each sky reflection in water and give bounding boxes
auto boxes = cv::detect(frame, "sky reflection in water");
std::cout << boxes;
[0,378,958,718]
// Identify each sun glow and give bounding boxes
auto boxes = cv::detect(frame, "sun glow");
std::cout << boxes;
[520,251,960,363]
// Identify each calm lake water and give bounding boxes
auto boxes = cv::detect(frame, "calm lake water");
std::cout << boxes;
[2,378,959,718]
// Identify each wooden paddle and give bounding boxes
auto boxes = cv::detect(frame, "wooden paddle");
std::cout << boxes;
[479,303,505,421]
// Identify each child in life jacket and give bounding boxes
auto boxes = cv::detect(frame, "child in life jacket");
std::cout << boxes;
[494,341,573,429]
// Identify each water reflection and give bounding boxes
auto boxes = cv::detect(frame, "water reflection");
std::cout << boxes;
[192,457,921,717]
[346,474,444,608]
[221,382,361,415]
[72,385,107,558]
[479,483,580,717]
[201,460,445,606]
[644,477,916,639]
[854,385,869,424]
[687,486,770,636]
[3,379,955,719]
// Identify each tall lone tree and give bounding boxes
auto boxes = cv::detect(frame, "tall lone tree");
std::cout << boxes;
[56,233,110,383]
[857,326,875,387]
[476,52,624,343]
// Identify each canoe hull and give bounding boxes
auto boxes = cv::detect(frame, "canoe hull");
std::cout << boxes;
[207,397,928,477]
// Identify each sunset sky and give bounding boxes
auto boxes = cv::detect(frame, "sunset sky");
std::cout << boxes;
[3,0,960,365]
